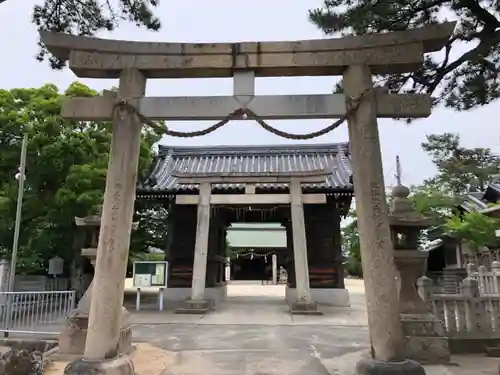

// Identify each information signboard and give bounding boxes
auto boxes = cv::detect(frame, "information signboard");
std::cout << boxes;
[132,261,168,288]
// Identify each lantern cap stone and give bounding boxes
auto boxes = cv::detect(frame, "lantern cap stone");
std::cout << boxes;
[389,184,434,228]
[392,184,410,199]
[75,205,139,229]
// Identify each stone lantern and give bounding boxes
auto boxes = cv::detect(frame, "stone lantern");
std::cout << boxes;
[388,184,450,364]
[57,207,137,357]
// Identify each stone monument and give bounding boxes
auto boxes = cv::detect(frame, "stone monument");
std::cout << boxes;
[57,211,136,358]
[389,183,450,364]
[40,21,455,375]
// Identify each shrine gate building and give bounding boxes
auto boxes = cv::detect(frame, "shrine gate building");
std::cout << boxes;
[137,142,354,308]
[226,223,286,281]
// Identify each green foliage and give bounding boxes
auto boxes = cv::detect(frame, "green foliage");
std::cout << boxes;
[130,251,165,263]
[226,241,240,260]
[409,184,458,242]
[444,211,498,252]
[421,133,500,193]
[418,132,500,250]
[0,82,165,274]
[341,211,362,277]
[344,186,457,275]
[309,1,500,110]
[129,203,169,257]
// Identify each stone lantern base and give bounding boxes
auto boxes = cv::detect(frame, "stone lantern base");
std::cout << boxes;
[56,248,132,359]
[401,313,450,364]
[57,307,132,358]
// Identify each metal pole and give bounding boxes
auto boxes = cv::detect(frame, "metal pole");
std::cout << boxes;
[4,134,27,337]
[8,134,28,292]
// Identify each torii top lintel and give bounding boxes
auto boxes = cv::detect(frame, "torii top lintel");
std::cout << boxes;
[40,22,455,79]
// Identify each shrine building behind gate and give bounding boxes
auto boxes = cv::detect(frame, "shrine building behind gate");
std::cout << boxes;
[226,223,287,281]
[137,142,354,307]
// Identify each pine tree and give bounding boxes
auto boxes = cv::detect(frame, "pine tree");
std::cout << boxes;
[309,1,500,110]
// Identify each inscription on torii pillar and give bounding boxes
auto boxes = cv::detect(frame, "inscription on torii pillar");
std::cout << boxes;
[41,21,455,375]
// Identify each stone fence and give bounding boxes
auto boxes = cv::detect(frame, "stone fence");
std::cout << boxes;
[426,261,500,296]
[467,262,500,296]
[418,276,500,351]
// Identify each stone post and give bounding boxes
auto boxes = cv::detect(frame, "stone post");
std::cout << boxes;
[64,68,146,375]
[466,262,476,276]
[343,65,421,374]
[462,276,479,297]
[417,276,434,305]
[289,179,320,315]
[0,260,9,313]
[272,254,278,285]
[389,184,450,364]
[0,260,9,293]
[492,261,500,294]
[175,182,211,313]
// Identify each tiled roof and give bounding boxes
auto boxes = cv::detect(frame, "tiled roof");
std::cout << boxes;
[483,183,500,204]
[459,183,500,212]
[460,192,489,212]
[138,143,353,195]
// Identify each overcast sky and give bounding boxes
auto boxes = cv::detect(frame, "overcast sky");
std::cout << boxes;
[1,0,497,187]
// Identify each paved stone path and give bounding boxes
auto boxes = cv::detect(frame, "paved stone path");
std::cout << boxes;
[128,280,370,375]
[26,279,500,374]
[127,280,497,375]
[130,281,367,326]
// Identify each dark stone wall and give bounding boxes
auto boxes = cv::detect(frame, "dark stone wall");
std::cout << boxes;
[167,204,197,287]
[168,199,344,289]
[285,223,296,288]
[304,200,344,289]
[206,218,227,287]
[167,204,226,288]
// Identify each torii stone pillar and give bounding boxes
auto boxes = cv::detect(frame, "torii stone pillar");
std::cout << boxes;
[343,66,425,375]
[175,182,212,314]
[289,178,319,315]
[64,69,145,375]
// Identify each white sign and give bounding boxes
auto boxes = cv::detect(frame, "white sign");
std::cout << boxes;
[134,274,151,288]
[48,256,64,276]
[132,261,168,288]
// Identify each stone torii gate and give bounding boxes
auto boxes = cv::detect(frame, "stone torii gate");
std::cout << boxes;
[41,22,455,375]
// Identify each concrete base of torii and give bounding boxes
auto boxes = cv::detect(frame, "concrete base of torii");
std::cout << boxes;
[356,358,426,375]
[175,298,213,314]
[63,354,135,375]
[285,287,351,307]
[289,301,322,316]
